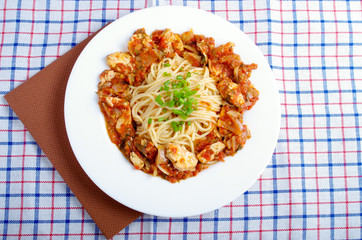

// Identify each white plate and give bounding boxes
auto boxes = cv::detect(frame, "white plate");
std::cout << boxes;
[64,6,280,217]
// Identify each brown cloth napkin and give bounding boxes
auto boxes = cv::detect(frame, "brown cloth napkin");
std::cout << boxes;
[4,25,142,239]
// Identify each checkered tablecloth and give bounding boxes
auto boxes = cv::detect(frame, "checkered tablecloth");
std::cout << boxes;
[1,0,361,239]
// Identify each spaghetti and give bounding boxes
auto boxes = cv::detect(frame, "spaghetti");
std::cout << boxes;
[130,55,222,153]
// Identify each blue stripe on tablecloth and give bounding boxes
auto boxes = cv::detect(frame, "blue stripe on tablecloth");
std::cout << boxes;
[243,191,249,240]
[0,167,53,172]
[151,216,157,240]
[272,155,278,240]
[267,3,279,239]
[1,219,94,224]
[0,116,19,120]
[1,19,361,25]
[124,225,129,240]
[120,212,362,223]
[292,2,307,238]
[277,138,361,143]
[130,0,134,12]
[2,0,21,238]
[183,217,188,240]
[40,0,50,76]
[0,141,39,145]
[1,41,361,50]
[1,211,362,225]
[33,147,42,239]
[65,186,71,240]
[282,89,362,94]
[94,225,100,240]
[267,162,362,169]
[281,113,360,118]
[102,0,107,24]
[71,0,79,47]
[3,65,362,72]
[213,210,218,240]
[346,1,362,237]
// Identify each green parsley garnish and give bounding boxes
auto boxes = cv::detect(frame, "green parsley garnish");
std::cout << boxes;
[176,75,184,80]
[171,121,185,132]
[155,95,164,106]
[148,118,152,124]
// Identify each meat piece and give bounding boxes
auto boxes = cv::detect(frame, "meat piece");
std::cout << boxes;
[98,70,131,99]
[217,78,245,109]
[99,97,135,141]
[155,146,172,176]
[106,52,135,74]
[217,105,246,135]
[135,48,161,70]
[115,101,134,139]
[244,85,259,110]
[130,152,144,170]
[134,137,158,162]
[183,51,203,67]
[128,28,154,56]
[209,42,241,79]
[166,143,198,171]
[197,142,226,163]
[152,29,184,57]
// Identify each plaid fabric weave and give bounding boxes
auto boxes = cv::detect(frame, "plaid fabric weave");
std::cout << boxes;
[1,0,361,239]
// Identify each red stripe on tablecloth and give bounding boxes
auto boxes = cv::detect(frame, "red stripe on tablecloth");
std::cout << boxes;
[49,169,56,240]
[253,0,257,44]
[227,200,362,208]
[114,226,362,235]
[19,0,35,238]
[266,53,362,57]
[229,202,233,240]
[87,0,93,36]
[225,0,229,22]
[258,175,362,182]
[0,0,7,70]
[275,150,361,154]
[333,2,349,239]
[80,208,85,240]
[0,155,49,158]
[281,102,362,106]
[0,206,84,210]
[3,226,362,237]
[199,215,203,240]
[0,181,66,184]
[259,178,263,239]
[117,0,120,19]
[50,3,64,238]
[279,2,293,238]
[4,52,362,59]
[3,8,142,12]
[276,78,362,82]
[140,215,144,240]
[18,126,26,240]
